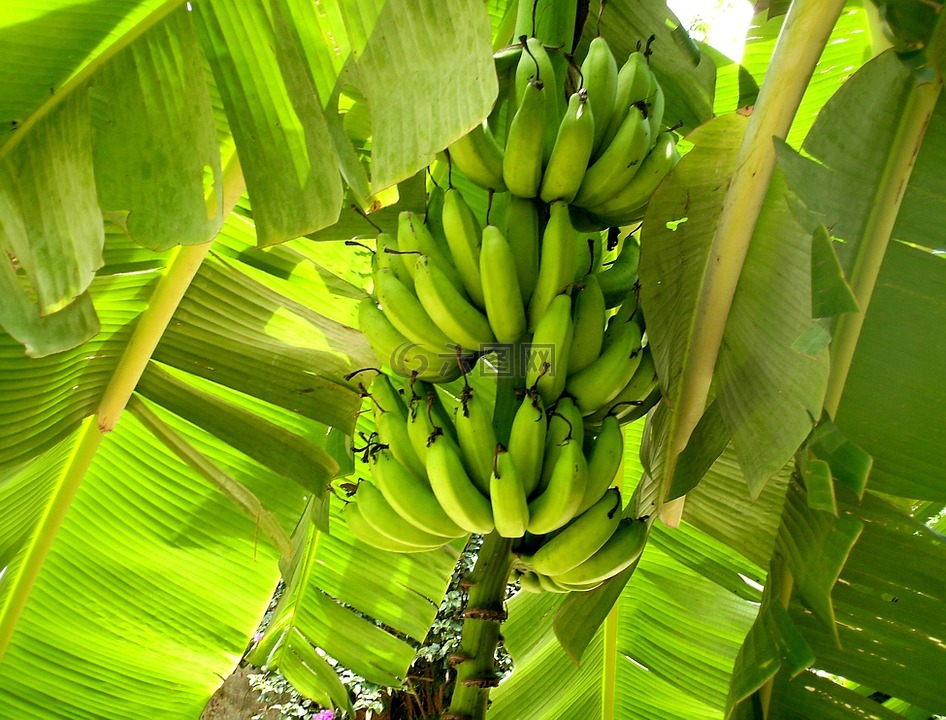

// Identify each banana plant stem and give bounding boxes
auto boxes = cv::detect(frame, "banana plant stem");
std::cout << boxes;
[447,339,522,718]
[658,0,846,523]
[98,153,245,430]
[446,532,515,720]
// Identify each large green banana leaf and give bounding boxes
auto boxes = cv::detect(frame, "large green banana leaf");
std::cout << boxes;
[4,0,946,719]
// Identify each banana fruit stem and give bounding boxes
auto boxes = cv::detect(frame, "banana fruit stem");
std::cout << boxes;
[513,1,576,49]
[446,338,523,718]
[447,532,516,720]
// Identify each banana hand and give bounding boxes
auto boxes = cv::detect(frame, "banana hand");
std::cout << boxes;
[576,415,624,514]
[566,318,644,415]
[371,449,467,538]
[343,501,444,554]
[574,105,651,209]
[550,516,649,585]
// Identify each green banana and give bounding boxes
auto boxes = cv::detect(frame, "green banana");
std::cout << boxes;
[576,415,624,514]
[573,105,651,209]
[603,291,641,347]
[614,233,642,273]
[375,233,413,289]
[355,481,453,548]
[527,200,578,333]
[535,572,572,594]
[426,432,495,534]
[357,298,460,382]
[447,121,507,192]
[524,487,623,576]
[584,346,659,427]
[425,183,448,245]
[568,275,607,374]
[507,389,547,497]
[514,36,562,163]
[537,395,584,494]
[517,571,544,593]
[414,255,495,351]
[480,225,527,343]
[645,72,665,140]
[580,36,618,153]
[370,449,467,538]
[598,260,639,309]
[367,372,407,420]
[566,318,644,415]
[374,398,427,480]
[397,211,463,288]
[551,517,649,585]
[374,267,454,353]
[441,187,487,309]
[550,576,607,592]
[615,384,661,425]
[502,195,540,304]
[574,233,604,281]
[490,444,530,538]
[539,90,595,204]
[600,51,651,155]
[586,131,681,226]
[503,77,547,198]
[405,381,457,463]
[343,501,443,554]
[527,436,588,535]
[454,385,497,495]
[525,293,574,407]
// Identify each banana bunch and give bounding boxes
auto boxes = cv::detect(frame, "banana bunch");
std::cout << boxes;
[347,32,681,594]
[446,35,681,230]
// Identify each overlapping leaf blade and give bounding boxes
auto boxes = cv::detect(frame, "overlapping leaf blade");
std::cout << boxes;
[0,411,300,719]
[639,113,828,499]
[90,7,223,251]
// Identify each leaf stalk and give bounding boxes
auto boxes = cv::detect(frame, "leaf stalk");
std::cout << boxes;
[658,0,847,521]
